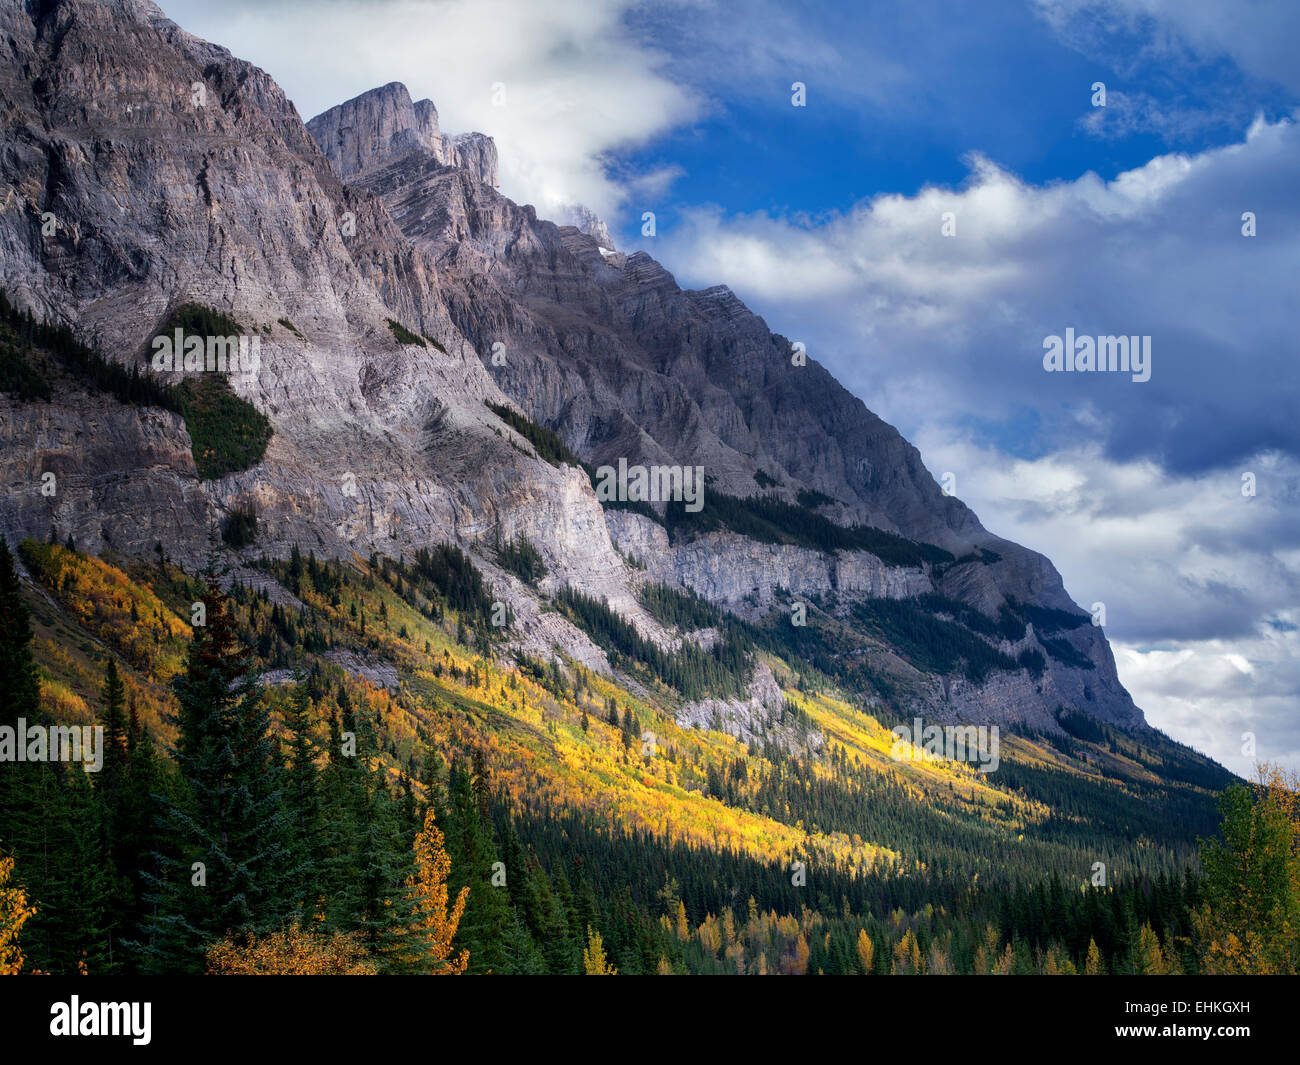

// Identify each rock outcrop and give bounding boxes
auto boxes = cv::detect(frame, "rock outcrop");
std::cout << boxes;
[306,83,499,187]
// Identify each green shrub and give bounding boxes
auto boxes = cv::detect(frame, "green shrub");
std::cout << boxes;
[387,319,426,347]
[178,375,273,480]
[222,499,258,547]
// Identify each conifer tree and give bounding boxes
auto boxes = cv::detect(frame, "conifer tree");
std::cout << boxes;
[140,571,292,972]
[445,760,512,973]
[114,723,171,969]
[501,909,548,974]
[281,676,321,917]
[317,696,411,961]
[0,538,40,732]
[98,659,129,809]
[0,538,42,853]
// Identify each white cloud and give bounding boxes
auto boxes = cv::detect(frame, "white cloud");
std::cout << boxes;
[1033,0,1300,93]
[910,431,1300,777]
[162,0,698,223]
[653,114,1300,472]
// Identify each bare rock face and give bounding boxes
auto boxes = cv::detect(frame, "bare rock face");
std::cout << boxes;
[442,132,499,188]
[306,84,498,188]
[0,5,1145,735]
[305,82,446,177]
[0,391,216,553]
[557,204,614,249]
[605,512,931,617]
[677,662,820,753]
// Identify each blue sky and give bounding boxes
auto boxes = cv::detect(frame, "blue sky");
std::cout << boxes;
[615,0,1281,223]
[164,0,1300,777]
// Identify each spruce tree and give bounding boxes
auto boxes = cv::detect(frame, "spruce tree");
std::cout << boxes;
[317,696,411,962]
[281,676,321,918]
[140,571,292,972]
[98,659,129,808]
[0,537,42,851]
[445,760,512,973]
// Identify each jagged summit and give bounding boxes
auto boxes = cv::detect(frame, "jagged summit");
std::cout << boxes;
[306,82,498,187]
[556,204,615,250]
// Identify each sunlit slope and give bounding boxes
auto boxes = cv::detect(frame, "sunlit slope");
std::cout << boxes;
[16,541,1224,885]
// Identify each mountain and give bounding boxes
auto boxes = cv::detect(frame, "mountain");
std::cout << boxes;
[0,0,1237,976]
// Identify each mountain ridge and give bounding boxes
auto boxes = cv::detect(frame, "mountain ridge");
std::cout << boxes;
[0,0,1145,737]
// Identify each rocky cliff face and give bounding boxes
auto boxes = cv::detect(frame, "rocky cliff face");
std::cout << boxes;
[0,0,1144,734]
[306,83,499,188]
[605,512,933,617]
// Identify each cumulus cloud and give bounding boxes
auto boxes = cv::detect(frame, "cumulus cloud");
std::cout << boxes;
[911,433,1300,777]
[655,115,1300,476]
[1115,631,1300,779]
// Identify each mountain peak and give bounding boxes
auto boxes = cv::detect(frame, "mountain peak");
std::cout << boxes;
[306,83,498,187]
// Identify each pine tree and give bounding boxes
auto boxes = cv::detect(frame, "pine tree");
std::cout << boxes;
[0,538,42,853]
[11,758,116,974]
[98,659,129,808]
[445,760,512,973]
[0,538,40,732]
[281,677,321,917]
[114,724,172,969]
[140,571,293,972]
[316,695,412,964]
[501,909,548,974]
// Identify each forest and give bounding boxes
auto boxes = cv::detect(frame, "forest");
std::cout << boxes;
[2,531,1292,976]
